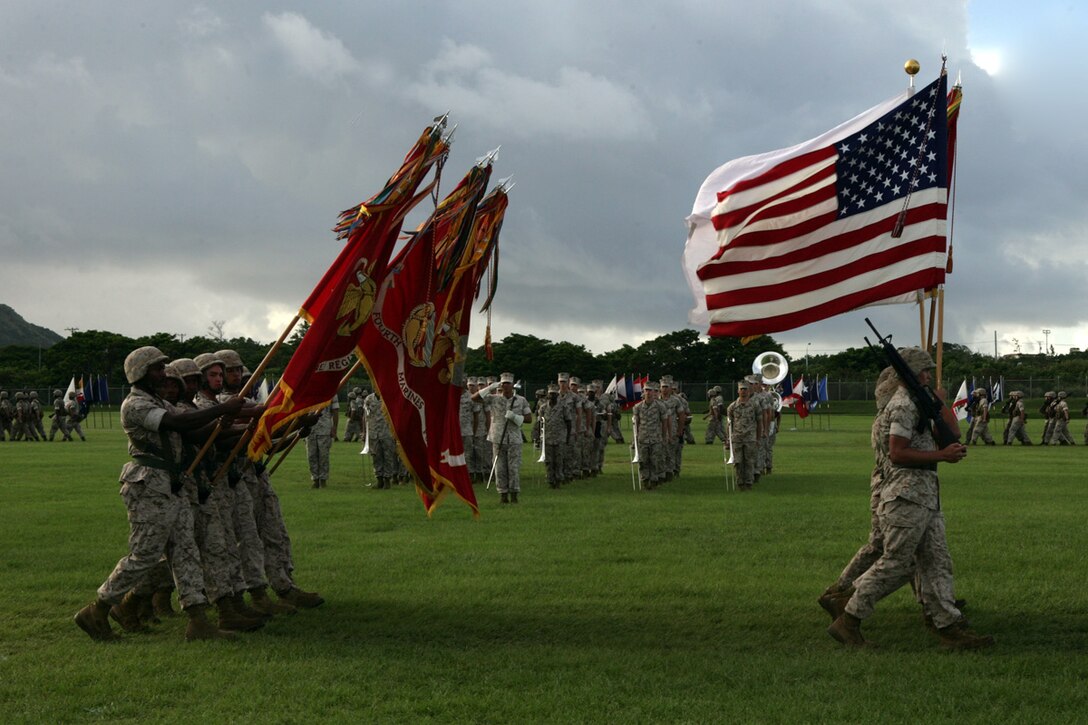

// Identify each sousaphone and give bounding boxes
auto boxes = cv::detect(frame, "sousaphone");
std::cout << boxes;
[752,351,789,386]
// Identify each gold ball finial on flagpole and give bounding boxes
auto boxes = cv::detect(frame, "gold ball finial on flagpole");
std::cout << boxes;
[904,59,921,76]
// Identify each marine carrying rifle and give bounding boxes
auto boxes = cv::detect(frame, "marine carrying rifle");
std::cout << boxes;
[864,318,961,449]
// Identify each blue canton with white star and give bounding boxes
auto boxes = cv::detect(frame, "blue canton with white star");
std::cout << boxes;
[834,75,948,219]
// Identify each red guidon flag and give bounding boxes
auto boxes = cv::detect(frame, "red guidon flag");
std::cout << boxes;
[684,73,953,338]
[355,161,495,515]
[248,121,449,460]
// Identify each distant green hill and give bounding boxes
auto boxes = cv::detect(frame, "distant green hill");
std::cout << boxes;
[0,304,63,347]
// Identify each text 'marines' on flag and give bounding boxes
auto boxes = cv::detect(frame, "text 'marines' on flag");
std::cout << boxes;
[684,73,952,337]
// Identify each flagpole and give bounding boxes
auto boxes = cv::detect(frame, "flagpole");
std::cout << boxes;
[186,314,300,475]
[936,287,946,385]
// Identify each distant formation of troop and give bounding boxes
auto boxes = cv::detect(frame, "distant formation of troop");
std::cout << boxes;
[0,389,86,442]
[969,389,1081,446]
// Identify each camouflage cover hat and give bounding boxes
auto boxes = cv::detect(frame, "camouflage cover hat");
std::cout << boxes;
[500,372,515,384]
[547,383,559,393]
[898,347,936,374]
[557,372,570,382]
[215,349,244,369]
[737,381,749,390]
[193,352,226,372]
[875,366,899,412]
[535,388,546,397]
[124,346,170,384]
[570,376,581,386]
[53,389,63,397]
[644,381,659,392]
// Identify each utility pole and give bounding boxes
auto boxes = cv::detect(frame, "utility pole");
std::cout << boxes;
[65,327,80,336]
[1043,329,1051,355]
[994,330,998,359]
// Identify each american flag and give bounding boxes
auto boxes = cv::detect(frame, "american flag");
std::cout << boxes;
[684,74,952,337]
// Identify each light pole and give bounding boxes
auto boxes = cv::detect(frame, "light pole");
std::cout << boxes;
[1043,329,1051,355]
[805,343,811,373]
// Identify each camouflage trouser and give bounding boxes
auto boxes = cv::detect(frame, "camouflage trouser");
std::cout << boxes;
[231,479,267,591]
[766,432,777,470]
[491,442,522,493]
[68,419,85,440]
[835,484,883,589]
[344,420,360,443]
[846,497,962,629]
[609,417,625,443]
[1042,419,1055,445]
[637,440,666,485]
[49,417,70,441]
[249,473,295,594]
[33,418,46,439]
[705,417,725,444]
[544,442,563,485]
[97,481,208,609]
[595,435,606,472]
[196,483,238,603]
[580,434,593,474]
[671,437,684,474]
[369,436,399,478]
[755,435,767,473]
[732,440,756,488]
[306,433,332,482]
[563,438,579,479]
[969,420,994,444]
[475,435,492,478]
[137,558,175,595]
[1050,419,1074,445]
[1008,418,1031,444]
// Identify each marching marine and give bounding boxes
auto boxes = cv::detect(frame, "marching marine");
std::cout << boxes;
[1051,391,1074,445]
[967,389,995,445]
[726,381,760,491]
[65,391,87,441]
[537,383,572,488]
[1005,391,1031,445]
[49,388,70,441]
[632,382,670,489]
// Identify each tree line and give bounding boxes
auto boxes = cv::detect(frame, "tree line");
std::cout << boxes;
[3,327,1087,397]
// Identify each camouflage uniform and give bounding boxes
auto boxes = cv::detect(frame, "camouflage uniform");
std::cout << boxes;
[556,373,576,483]
[845,386,963,630]
[968,392,995,445]
[726,385,759,490]
[481,379,531,496]
[1040,393,1057,445]
[472,384,491,482]
[570,378,592,478]
[459,384,477,479]
[49,390,70,441]
[306,399,337,486]
[364,393,399,484]
[343,392,361,442]
[29,392,46,440]
[590,382,608,474]
[1050,392,1074,445]
[1006,394,1031,445]
[96,388,208,610]
[0,391,12,440]
[65,393,86,441]
[705,388,726,444]
[633,384,669,488]
[531,389,546,449]
[537,385,572,487]
[607,394,625,443]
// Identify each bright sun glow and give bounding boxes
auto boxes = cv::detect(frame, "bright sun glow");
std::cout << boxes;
[970,47,1003,76]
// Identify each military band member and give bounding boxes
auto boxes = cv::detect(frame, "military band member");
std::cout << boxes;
[364,391,399,488]
[705,386,726,444]
[632,382,670,489]
[343,391,361,442]
[727,381,759,491]
[473,372,531,504]
[537,383,572,488]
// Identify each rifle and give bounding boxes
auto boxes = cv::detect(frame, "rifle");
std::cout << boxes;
[864,318,960,448]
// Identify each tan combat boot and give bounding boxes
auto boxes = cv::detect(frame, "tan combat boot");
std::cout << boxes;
[136,593,160,625]
[249,586,297,615]
[276,586,325,609]
[109,591,149,633]
[216,596,266,633]
[151,589,179,618]
[817,586,854,621]
[827,612,867,647]
[937,621,994,650]
[75,600,121,642]
[232,592,272,621]
[184,603,237,642]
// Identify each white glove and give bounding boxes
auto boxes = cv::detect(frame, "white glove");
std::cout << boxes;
[479,382,500,396]
[505,410,521,423]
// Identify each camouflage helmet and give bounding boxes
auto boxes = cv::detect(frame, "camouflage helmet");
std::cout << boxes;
[193,352,226,372]
[29,391,38,399]
[971,388,984,397]
[124,346,170,384]
[1044,391,1056,398]
[172,358,201,378]
[875,366,899,412]
[15,391,25,400]
[216,349,244,369]
[53,389,63,397]
[1058,390,1068,399]
[898,347,935,375]
[348,391,356,399]
[0,391,6,398]
[163,362,186,384]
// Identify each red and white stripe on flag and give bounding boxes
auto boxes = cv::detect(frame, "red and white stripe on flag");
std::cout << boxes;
[684,75,950,337]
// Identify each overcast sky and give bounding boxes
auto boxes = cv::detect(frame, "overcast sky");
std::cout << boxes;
[2,1,1084,362]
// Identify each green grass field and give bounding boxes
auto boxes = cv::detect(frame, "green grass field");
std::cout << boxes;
[2,414,1087,723]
